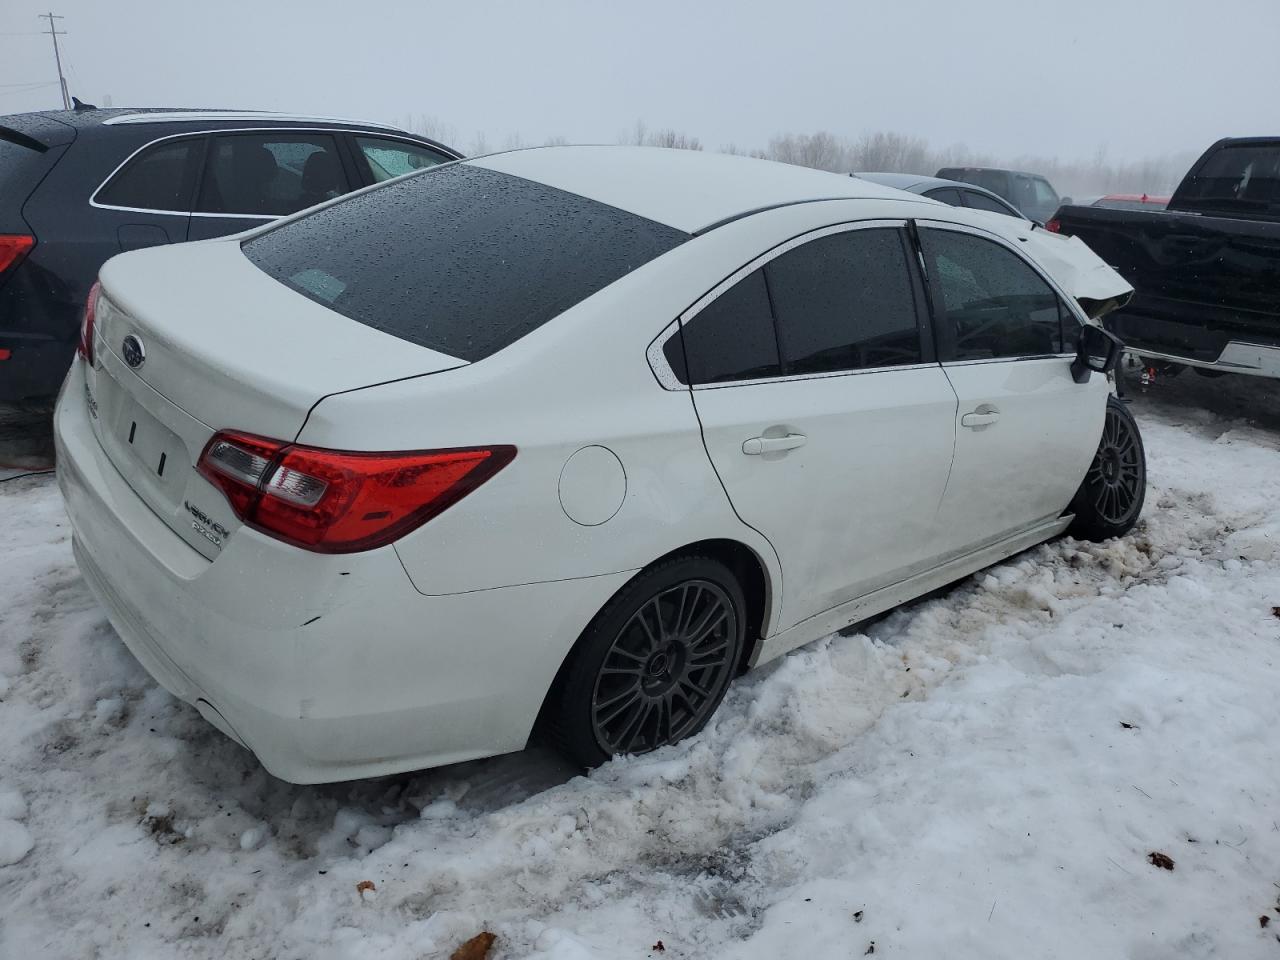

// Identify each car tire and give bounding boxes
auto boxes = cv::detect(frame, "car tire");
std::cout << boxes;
[1067,395,1146,541]
[544,555,746,769]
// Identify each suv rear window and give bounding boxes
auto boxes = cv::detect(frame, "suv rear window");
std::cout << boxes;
[244,164,688,361]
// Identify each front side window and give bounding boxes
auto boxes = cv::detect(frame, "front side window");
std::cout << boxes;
[96,139,199,212]
[245,163,687,361]
[196,133,349,216]
[1031,178,1059,208]
[765,228,922,375]
[919,228,1068,360]
[356,136,451,182]
[665,269,780,385]
[923,187,964,207]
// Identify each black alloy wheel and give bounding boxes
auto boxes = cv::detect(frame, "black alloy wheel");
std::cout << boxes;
[1068,395,1146,540]
[590,579,738,756]
[545,555,745,767]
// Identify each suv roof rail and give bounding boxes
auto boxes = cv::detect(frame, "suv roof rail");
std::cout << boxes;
[101,111,402,131]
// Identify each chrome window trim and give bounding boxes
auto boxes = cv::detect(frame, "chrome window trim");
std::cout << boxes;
[101,111,402,130]
[647,218,926,391]
[89,126,452,218]
[646,320,685,390]
[695,361,940,391]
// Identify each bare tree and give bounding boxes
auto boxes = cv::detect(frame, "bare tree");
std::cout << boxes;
[765,131,848,171]
[624,120,702,150]
[850,131,931,173]
[399,114,458,147]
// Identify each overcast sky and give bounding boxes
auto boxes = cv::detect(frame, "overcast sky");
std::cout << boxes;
[2,0,1277,161]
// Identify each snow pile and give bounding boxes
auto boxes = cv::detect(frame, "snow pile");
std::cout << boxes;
[0,786,32,867]
[1,402,1279,958]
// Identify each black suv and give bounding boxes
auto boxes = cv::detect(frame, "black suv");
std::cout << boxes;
[0,108,460,402]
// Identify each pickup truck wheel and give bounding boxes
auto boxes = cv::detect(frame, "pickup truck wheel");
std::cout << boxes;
[1068,396,1146,541]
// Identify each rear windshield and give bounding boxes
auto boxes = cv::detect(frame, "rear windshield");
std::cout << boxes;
[1176,144,1280,213]
[243,163,688,361]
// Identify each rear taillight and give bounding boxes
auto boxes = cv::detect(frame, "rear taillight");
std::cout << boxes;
[197,430,515,554]
[77,280,102,365]
[1044,218,1062,234]
[0,234,34,275]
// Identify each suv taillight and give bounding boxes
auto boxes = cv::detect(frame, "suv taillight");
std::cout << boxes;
[0,234,34,275]
[1044,218,1062,234]
[197,430,516,553]
[77,280,101,365]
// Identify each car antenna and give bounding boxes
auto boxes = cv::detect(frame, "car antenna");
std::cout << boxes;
[71,96,97,111]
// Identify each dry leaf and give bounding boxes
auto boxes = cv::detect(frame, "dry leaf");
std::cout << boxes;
[652,940,665,953]
[451,931,497,960]
[1147,852,1175,870]
[853,910,864,923]
[1261,915,1271,929]
[355,880,376,897]
[865,941,876,955]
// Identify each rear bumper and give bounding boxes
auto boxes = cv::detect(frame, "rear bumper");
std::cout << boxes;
[0,335,74,403]
[54,361,631,782]
[1107,309,1280,378]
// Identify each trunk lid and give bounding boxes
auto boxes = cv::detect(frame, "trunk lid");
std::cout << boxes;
[88,238,466,559]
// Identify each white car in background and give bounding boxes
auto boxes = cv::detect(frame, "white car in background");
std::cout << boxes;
[54,146,1143,783]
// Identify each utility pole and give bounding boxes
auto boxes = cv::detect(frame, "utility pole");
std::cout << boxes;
[38,12,70,111]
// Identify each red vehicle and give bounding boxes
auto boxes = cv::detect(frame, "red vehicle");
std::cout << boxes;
[1090,194,1171,211]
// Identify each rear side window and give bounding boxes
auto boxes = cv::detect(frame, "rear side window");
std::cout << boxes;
[197,133,350,216]
[96,139,200,212]
[919,228,1068,360]
[244,163,688,361]
[765,229,923,374]
[665,269,780,384]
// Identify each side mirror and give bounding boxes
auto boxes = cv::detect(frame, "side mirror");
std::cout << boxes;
[1072,324,1124,383]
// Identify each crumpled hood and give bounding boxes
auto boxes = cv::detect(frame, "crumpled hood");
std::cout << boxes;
[968,211,1134,320]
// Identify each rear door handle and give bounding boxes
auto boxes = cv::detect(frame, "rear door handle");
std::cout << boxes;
[742,433,808,455]
[960,410,1001,428]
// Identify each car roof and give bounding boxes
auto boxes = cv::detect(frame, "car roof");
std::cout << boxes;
[469,146,910,234]
[4,107,403,131]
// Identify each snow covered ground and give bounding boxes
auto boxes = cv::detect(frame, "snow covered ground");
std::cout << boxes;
[2,382,1279,959]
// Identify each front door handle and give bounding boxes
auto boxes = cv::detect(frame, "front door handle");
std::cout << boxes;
[742,433,808,455]
[960,410,1001,428]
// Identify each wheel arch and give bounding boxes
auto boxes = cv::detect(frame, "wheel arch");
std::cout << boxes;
[533,537,777,737]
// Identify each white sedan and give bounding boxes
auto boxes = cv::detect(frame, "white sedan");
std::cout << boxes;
[53,146,1144,783]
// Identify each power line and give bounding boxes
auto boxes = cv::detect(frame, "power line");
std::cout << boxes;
[37,12,69,110]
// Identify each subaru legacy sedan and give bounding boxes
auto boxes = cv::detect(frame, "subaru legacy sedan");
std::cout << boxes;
[54,147,1143,783]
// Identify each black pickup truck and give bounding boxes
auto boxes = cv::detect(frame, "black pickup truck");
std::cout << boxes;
[1049,137,1280,379]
